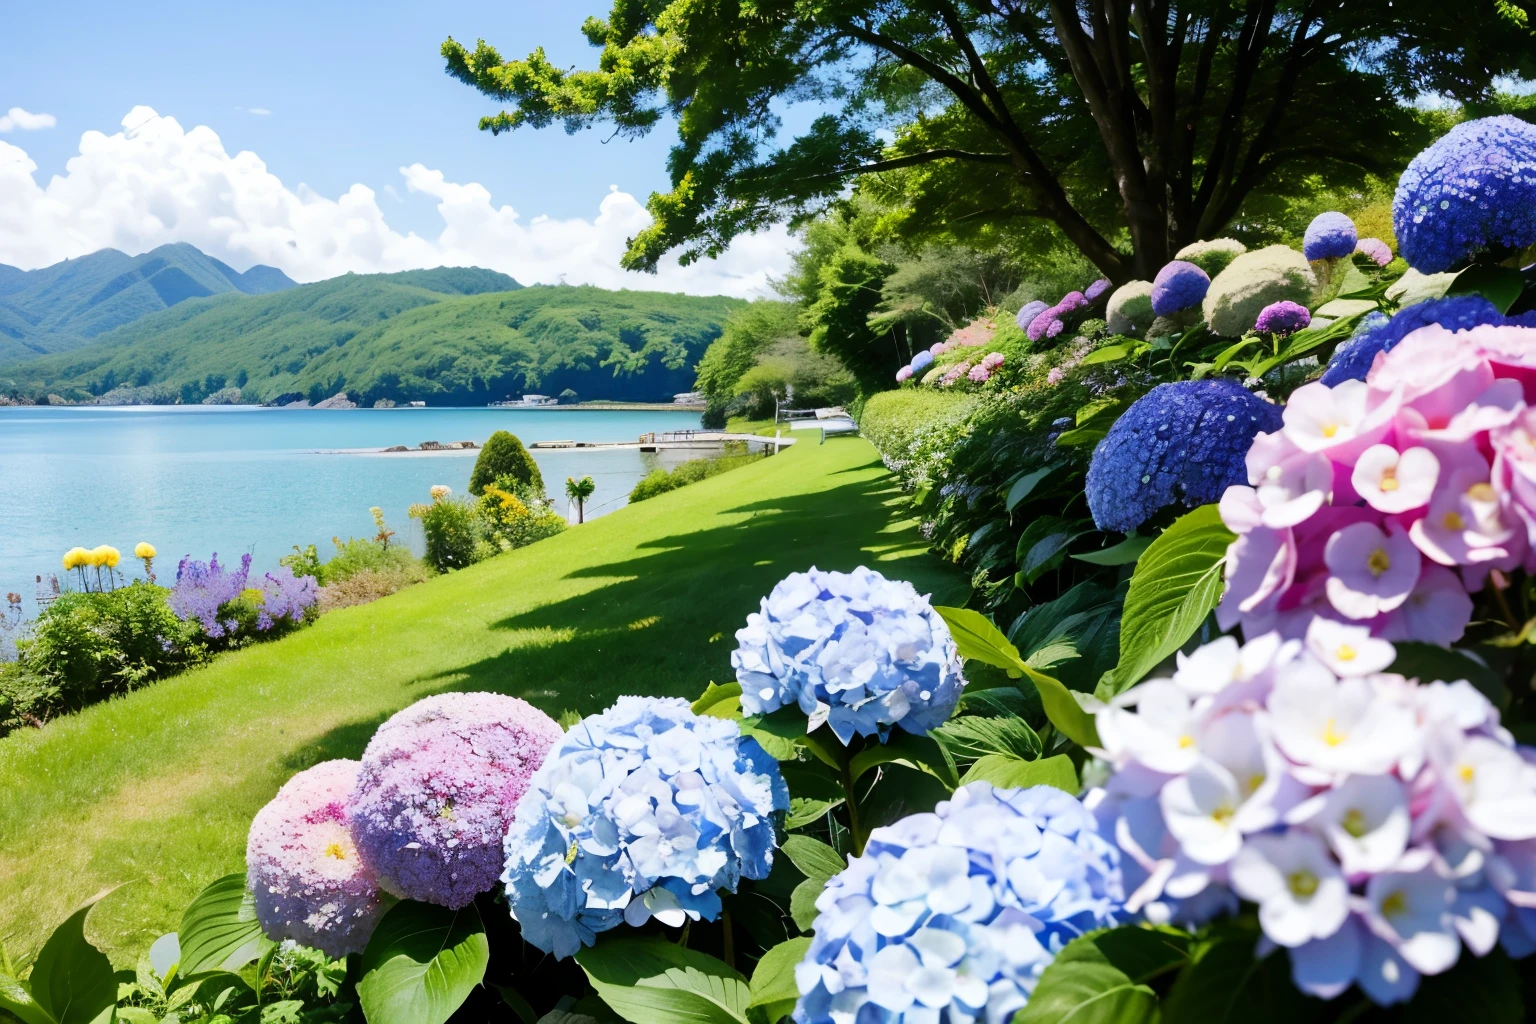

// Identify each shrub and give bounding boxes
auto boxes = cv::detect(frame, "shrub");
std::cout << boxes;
[477,484,567,548]
[1201,243,1317,336]
[856,388,977,465]
[410,495,483,572]
[468,430,543,496]
[317,537,424,586]
[316,562,430,613]
[628,452,767,503]
[1104,280,1154,335]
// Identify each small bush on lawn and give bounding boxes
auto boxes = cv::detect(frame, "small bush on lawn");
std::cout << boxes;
[468,430,543,496]
[629,452,767,503]
[409,495,483,572]
[317,561,431,612]
[477,484,567,550]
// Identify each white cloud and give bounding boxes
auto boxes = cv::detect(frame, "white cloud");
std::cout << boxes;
[0,106,796,297]
[248,107,272,116]
[0,107,56,132]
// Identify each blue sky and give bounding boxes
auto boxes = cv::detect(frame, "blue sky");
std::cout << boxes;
[0,0,798,294]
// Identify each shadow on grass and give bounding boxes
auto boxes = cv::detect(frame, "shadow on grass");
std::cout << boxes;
[278,711,393,771]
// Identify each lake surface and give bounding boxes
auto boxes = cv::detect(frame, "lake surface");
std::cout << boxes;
[0,405,702,608]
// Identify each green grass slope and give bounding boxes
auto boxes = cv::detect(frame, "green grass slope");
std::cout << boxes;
[2,281,740,406]
[0,439,964,962]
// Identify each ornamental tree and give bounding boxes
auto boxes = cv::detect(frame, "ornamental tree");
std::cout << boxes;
[442,1,1536,282]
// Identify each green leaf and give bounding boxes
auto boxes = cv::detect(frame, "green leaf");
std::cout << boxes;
[28,894,119,1024]
[1448,263,1526,314]
[1098,505,1233,698]
[739,710,804,762]
[934,606,1099,748]
[849,732,958,789]
[1161,925,1316,1024]
[1071,534,1152,566]
[1079,342,1146,366]
[1005,464,1060,512]
[496,985,538,1024]
[357,900,489,1024]
[177,873,264,978]
[1024,636,1080,672]
[1052,425,1109,447]
[1013,931,1157,1024]
[781,836,845,883]
[958,753,1078,793]
[784,798,841,830]
[748,938,811,1024]
[576,936,751,1024]
[955,686,1040,722]
[932,716,1042,762]
[1399,945,1522,1024]
[789,879,823,932]
[0,973,54,1024]
[692,682,743,719]
[1016,518,1089,585]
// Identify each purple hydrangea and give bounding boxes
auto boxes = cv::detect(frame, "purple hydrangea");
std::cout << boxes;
[1303,212,1358,261]
[1319,295,1536,386]
[895,365,914,383]
[1150,261,1210,318]
[247,759,384,957]
[1255,300,1312,335]
[168,552,251,638]
[1393,115,1536,272]
[257,566,318,631]
[1015,300,1049,332]
[1086,379,1282,533]
[347,692,563,908]
[1085,278,1111,302]
[1355,238,1393,266]
[1028,291,1088,343]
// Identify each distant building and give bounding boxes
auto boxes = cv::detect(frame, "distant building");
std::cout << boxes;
[406,401,427,408]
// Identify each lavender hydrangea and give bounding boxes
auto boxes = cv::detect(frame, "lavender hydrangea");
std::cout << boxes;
[1255,299,1311,335]
[1319,295,1536,386]
[1086,379,1281,533]
[247,759,384,958]
[1015,300,1049,332]
[257,566,319,631]
[1027,291,1088,343]
[502,696,788,958]
[347,692,562,908]
[168,552,251,638]
[1085,278,1111,302]
[1394,115,1536,272]
[732,566,964,744]
[793,784,1126,1024]
[1151,260,1210,317]
[895,365,914,383]
[1303,212,1358,261]
[1355,238,1393,266]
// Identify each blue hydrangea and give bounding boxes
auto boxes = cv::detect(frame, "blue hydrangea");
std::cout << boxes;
[501,696,788,958]
[1393,115,1536,272]
[1302,211,1357,261]
[732,567,964,745]
[1150,261,1210,318]
[1086,379,1281,533]
[793,784,1126,1024]
[1015,300,1049,332]
[911,350,935,372]
[1319,295,1536,386]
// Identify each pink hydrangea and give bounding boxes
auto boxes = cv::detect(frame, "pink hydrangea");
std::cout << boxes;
[895,365,914,383]
[981,352,1005,370]
[967,363,992,383]
[247,759,384,957]
[347,692,562,908]
[1355,238,1393,266]
[1218,323,1536,644]
[948,317,998,348]
[940,361,973,386]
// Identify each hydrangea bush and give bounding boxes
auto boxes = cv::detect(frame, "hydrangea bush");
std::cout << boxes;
[501,696,788,957]
[732,566,965,743]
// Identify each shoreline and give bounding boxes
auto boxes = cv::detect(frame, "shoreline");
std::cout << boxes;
[0,401,704,412]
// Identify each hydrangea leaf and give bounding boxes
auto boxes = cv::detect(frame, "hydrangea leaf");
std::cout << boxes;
[0,973,53,1024]
[748,937,812,1024]
[934,606,1100,749]
[357,900,489,1024]
[1013,930,1158,1024]
[958,753,1078,793]
[1005,463,1061,513]
[1160,924,1314,1024]
[1447,263,1527,314]
[176,874,265,979]
[849,731,958,788]
[1392,944,1522,1024]
[25,888,122,1024]
[692,682,744,719]
[576,936,751,1024]
[1097,506,1233,698]
[785,798,842,830]
[1072,534,1152,566]
[932,716,1043,762]
[782,836,845,882]
[789,878,823,932]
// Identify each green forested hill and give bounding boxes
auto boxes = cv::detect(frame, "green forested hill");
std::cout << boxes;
[0,243,297,364]
[0,268,743,405]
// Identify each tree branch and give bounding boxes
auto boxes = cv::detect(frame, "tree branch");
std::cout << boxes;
[768,148,1016,183]
[1189,0,1278,227]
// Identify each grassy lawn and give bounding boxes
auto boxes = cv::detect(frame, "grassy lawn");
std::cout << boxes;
[0,439,964,964]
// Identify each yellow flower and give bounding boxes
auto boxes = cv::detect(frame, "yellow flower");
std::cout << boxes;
[62,546,90,569]
[430,484,452,501]
[93,545,121,568]
[135,542,157,560]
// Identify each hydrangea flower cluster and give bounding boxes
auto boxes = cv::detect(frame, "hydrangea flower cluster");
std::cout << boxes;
[247,759,385,958]
[1218,322,1536,643]
[1356,238,1393,267]
[1085,278,1111,302]
[1255,300,1311,336]
[501,696,788,958]
[1304,212,1358,262]
[1086,379,1283,533]
[257,566,319,631]
[1016,300,1049,333]
[1106,280,1155,335]
[732,566,965,744]
[1151,260,1211,318]
[1203,245,1317,337]
[948,317,998,348]
[794,783,1126,1024]
[168,552,251,638]
[347,692,562,909]
[1319,296,1536,387]
[966,352,1006,384]
[1176,238,1247,277]
[1028,290,1088,343]
[1393,116,1536,273]
[895,365,914,383]
[940,361,973,386]
[1091,627,1536,1005]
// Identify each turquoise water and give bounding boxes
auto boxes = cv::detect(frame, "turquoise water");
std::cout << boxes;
[0,405,702,607]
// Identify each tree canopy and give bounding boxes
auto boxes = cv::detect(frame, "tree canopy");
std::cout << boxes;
[443,1,1536,282]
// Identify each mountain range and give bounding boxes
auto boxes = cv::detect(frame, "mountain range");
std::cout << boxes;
[0,246,742,405]
[0,243,297,364]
